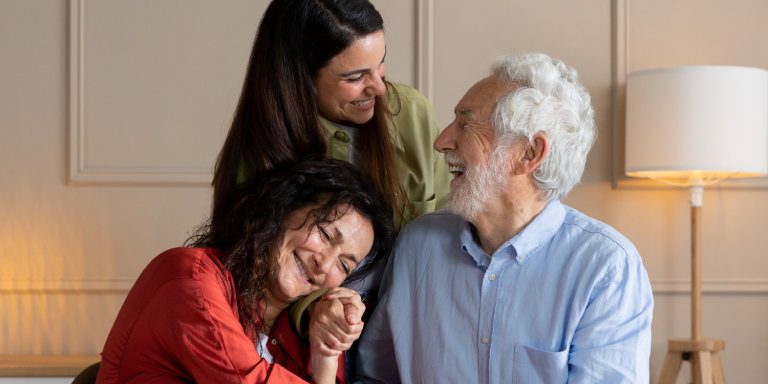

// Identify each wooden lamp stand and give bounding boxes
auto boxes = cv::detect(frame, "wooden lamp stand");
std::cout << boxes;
[623,66,768,384]
[657,185,726,384]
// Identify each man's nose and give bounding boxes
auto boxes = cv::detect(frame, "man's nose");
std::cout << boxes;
[434,122,457,153]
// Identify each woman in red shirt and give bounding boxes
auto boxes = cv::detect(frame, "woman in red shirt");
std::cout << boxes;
[97,158,395,384]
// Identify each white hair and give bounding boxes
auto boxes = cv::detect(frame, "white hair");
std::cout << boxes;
[490,53,596,200]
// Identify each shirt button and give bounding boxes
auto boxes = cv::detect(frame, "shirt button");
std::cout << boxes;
[488,274,496,281]
[334,131,350,142]
[481,337,490,344]
[519,254,526,260]
[271,338,277,345]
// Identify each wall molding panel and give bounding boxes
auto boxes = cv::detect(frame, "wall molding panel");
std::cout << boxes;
[67,0,214,186]
[651,279,768,294]
[0,277,135,294]
[2,277,766,294]
[415,0,434,103]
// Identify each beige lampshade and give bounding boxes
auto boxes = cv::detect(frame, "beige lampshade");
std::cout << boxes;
[625,66,768,180]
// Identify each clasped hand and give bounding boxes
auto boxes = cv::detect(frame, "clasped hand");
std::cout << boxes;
[308,287,366,357]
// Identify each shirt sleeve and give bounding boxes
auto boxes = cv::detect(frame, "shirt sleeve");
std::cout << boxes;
[151,265,310,384]
[353,242,404,384]
[567,257,654,383]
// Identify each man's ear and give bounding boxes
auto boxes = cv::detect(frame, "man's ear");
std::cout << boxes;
[513,134,549,175]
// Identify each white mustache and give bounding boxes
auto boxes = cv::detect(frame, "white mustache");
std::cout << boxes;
[443,152,467,166]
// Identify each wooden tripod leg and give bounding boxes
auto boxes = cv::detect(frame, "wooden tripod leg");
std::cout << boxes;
[658,351,684,384]
[711,352,726,384]
[692,351,713,384]
[660,339,726,384]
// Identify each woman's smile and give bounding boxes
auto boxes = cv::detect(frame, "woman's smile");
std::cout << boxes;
[313,31,387,126]
[269,205,374,310]
[294,253,313,284]
[350,98,375,110]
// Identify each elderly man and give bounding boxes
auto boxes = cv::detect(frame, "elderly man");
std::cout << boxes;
[354,53,653,383]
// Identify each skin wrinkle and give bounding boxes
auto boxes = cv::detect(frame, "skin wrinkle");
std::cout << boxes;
[435,76,549,255]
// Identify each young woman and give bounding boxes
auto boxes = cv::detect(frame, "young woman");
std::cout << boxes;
[97,158,395,384]
[211,1,449,378]
[212,0,449,234]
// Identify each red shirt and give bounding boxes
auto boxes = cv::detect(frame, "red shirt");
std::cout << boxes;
[97,247,345,384]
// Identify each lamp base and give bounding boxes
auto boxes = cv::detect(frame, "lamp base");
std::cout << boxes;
[657,338,726,384]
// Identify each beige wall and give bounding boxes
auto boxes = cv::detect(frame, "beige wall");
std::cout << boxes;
[1,1,767,383]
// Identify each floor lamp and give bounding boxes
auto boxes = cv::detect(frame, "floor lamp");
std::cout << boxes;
[625,66,768,384]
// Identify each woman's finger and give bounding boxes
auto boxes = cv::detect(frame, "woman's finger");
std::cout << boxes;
[341,301,364,324]
[309,297,365,351]
[337,296,365,324]
[310,319,363,351]
[317,291,366,326]
[313,297,354,331]
[309,333,343,357]
[314,310,365,343]
[322,287,359,300]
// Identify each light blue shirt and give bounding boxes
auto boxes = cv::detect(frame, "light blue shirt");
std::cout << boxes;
[355,200,653,384]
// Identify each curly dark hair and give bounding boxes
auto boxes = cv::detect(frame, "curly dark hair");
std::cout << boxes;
[187,156,395,333]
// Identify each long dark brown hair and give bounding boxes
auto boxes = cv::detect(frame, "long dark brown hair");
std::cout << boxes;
[211,0,410,225]
[188,157,395,334]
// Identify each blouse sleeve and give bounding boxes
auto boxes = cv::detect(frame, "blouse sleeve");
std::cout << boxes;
[390,83,450,227]
[424,98,450,212]
[150,260,309,384]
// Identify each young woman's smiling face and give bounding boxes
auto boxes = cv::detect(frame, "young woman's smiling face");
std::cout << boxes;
[313,31,387,126]
[268,204,374,310]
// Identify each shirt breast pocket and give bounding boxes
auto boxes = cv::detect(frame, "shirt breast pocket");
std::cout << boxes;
[409,194,436,216]
[399,194,437,225]
[513,344,569,384]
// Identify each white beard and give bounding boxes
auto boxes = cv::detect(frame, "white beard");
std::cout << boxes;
[445,146,510,222]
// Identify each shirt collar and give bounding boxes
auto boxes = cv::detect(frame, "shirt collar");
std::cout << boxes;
[459,221,487,268]
[319,110,404,152]
[459,200,566,266]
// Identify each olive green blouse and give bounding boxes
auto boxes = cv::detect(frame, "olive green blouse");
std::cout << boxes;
[290,83,449,332]
[320,83,449,230]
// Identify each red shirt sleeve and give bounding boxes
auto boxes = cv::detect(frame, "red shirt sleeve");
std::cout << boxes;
[98,248,311,384]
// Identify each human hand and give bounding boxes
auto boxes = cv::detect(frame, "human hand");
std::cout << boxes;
[308,287,365,357]
[322,287,366,325]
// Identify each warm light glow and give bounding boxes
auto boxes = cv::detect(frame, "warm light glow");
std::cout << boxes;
[625,170,761,180]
